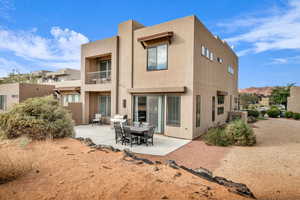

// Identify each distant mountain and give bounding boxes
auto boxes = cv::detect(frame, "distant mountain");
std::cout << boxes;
[239,87,274,96]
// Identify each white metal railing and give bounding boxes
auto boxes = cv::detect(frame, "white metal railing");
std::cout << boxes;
[86,70,111,84]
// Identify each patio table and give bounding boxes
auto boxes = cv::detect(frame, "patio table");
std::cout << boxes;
[124,126,150,145]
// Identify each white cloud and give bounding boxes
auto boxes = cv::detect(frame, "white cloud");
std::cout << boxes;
[0,0,14,20]
[0,57,28,77]
[0,26,89,70]
[221,0,300,56]
[271,55,300,65]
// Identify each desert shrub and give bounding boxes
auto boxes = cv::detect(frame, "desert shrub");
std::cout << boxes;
[267,108,281,118]
[204,120,256,146]
[0,96,74,140]
[292,113,300,120]
[225,120,256,146]
[247,110,260,118]
[203,127,231,146]
[0,147,33,184]
[285,111,294,118]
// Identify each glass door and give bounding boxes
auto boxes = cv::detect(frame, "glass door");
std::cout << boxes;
[133,95,164,134]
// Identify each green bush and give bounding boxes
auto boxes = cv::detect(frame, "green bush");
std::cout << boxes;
[292,113,300,120]
[225,120,256,146]
[204,120,256,146]
[267,108,281,118]
[0,96,74,140]
[285,111,294,118]
[247,110,260,118]
[203,127,231,146]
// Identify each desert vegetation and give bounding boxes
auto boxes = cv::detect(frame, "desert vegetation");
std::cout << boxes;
[203,120,256,146]
[0,96,74,140]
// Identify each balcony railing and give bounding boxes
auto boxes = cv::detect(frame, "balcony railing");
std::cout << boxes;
[86,70,111,84]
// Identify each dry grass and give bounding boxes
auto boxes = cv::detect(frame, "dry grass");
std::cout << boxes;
[0,138,34,184]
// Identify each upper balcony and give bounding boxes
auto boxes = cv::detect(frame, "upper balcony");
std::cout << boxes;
[85,54,112,85]
[86,70,111,84]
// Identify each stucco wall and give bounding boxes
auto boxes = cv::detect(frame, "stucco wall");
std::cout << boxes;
[19,83,54,102]
[193,16,238,138]
[0,83,20,112]
[288,86,300,113]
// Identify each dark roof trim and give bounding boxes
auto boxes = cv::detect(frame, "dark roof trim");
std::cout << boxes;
[137,31,174,49]
[217,90,228,96]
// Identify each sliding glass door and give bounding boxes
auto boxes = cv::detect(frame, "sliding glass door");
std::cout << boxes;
[134,95,164,134]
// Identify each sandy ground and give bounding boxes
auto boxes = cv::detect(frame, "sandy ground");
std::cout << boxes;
[214,118,300,200]
[139,118,300,200]
[0,138,248,200]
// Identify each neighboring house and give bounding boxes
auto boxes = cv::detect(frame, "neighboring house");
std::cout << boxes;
[53,80,81,106]
[287,86,300,113]
[34,68,81,84]
[81,15,238,139]
[0,83,54,112]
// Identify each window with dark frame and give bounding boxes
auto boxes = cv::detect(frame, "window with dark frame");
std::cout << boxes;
[196,95,201,127]
[147,44,167,71]
[217,95,225,105]
[217,107,224,115]
[212,96,215,122]
[167,96,180,126]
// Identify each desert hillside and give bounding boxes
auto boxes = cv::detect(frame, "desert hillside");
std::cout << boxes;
[0,138,254,200]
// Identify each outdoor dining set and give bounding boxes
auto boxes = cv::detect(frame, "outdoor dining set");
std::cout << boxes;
[114,122,155,147]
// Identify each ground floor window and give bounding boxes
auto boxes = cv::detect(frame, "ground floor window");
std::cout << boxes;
[166,96,181,126]
[218,107,224,115]
[196,95,201,127]
[63,94,80,106]
[99,95,111,117]
[0,95,7,110]
[217,95,225,105]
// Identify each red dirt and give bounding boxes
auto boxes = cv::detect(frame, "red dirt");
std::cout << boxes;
[0,138,248,200]
[137,138,230,171]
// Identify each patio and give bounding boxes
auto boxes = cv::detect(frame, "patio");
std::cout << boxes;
[74,125,190,156]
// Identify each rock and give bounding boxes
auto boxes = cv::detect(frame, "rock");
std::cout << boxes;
[87,149,96,154]
[165,160,180,169]
[153,167,159,171]
[161,195,168,199]
[194,167,213,178]
[60,146,68,149]
[174,172,182,178]
[155,161,162,164]
[59,180,64,185]
[102,165,112,170]
[36,170,40,173]
[156,179,163,183]
[214,176,255,199]
[66,153,75,156]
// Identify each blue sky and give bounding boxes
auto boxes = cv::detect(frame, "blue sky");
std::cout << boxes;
[0,0,300,88]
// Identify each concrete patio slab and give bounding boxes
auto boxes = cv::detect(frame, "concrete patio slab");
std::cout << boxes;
[75,125,190,156]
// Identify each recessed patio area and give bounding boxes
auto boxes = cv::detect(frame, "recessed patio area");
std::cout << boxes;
[74,125,190,156]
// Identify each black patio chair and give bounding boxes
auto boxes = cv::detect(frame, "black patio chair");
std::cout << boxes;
[123,126,138,147]
[142,126,155,146]
[114,124,124,145]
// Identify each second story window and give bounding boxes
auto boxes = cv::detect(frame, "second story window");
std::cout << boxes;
[147,44,167,71]
[98,60,111,79]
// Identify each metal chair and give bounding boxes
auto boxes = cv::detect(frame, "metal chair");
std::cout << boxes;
[141,122,150,127]
[143,126,155,146]
[114,124,124,144]
[123,126,138,147]
[92,113,102,126]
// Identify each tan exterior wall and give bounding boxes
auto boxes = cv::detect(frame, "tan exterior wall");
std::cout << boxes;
[65,102,82,125]
[0,83,20,112]
[80,15,239,139]
[19,83,55,102]
[81,37,118,123]
[0,83,54,112]
[288,86,300,113]
[193,17,238,138]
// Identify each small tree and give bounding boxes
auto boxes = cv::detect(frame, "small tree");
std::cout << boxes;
[269,83,295,109]
[239,93,259,109]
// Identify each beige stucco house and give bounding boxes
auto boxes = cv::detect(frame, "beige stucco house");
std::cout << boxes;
[81,15,239,139]
[0,83,54,112]
[287,86,300,113]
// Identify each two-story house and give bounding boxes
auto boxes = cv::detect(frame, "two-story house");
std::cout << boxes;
[81,15,238,140]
